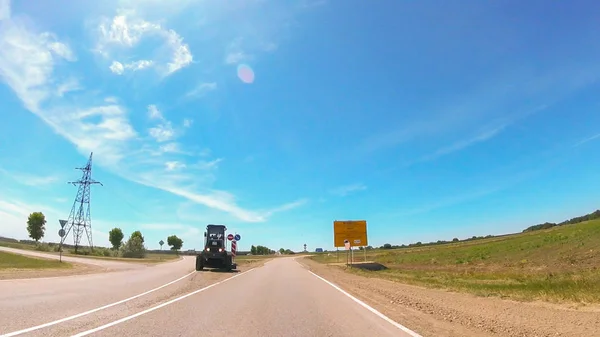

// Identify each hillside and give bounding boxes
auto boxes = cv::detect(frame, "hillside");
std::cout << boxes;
[311,218,600,303]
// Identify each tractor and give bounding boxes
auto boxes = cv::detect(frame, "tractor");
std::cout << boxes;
[195,224,237,272]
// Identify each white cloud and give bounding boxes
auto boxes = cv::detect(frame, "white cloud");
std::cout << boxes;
[225,51,249,65]
[574,133,600,147]
[109,59,153,75]
[96,12,192,77]
[0,169,59,186]
[56,78,83,97]
[183,118,193,128]
[165,161,186,171]
[185,82,217,99]
[0,0,10,21]
[0,197,113,247]
[0,2,308,225]
[149,124,175,142]
[147,104,163,120]
[109,60,124,74]
[329,183,367,197]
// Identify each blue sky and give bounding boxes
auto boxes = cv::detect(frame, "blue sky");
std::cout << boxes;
[1,0,599,252]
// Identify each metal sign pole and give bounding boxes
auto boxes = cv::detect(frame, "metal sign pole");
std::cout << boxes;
[364,246,367,262]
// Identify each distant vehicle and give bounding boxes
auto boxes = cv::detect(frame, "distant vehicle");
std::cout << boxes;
[315,248,323,253]
[195,224,237,272]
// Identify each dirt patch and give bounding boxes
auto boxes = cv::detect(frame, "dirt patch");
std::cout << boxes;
[299,258,600,337]
[0,262,107,280]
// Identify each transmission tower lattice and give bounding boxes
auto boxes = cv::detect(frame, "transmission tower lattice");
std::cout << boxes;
[60,152,103,253]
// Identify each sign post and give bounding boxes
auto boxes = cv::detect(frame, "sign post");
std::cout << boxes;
[344,239,350,267]
[58,220,67,262]
[159,240,164,260]
[333,220,368,267]
[231,240,237,263]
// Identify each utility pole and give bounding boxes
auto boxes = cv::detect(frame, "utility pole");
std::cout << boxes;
[60,153,103,254]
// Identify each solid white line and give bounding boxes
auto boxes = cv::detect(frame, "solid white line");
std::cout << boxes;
[70,268,257,337]
[308,270,423,337]
[0,270,196,337]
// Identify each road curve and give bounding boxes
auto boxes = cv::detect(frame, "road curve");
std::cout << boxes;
[0,251,195,337]
[0,246,148,271]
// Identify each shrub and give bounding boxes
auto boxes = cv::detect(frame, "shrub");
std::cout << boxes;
[120,236,146,258]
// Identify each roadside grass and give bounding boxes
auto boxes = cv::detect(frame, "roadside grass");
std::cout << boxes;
[62,251,180,264]
[0,251,72,270]
[234,254,275,265]
[0,240,179,263]
[309,219,600,304]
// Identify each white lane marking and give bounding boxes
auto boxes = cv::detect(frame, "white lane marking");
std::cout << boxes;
[70,268,257,337]
[0,270,196,337]
[308,270,423,337]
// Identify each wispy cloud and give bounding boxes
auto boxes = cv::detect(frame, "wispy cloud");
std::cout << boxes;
[574,133,600,147]
[0,0,308,224]
[95,11,192,77]
[0,168,60,187]
[417,124,507,163]
[0,0,9,21]
[329,183,367,197]
[185,82,217,100]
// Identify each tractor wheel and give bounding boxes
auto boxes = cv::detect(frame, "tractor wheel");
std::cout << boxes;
[195,256,204,271]
[225,255,233,272]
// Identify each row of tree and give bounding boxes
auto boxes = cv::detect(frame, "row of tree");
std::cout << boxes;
[250,245,274,255]
[523,209,600,232]
[22,212,185,259]
[278,248,295,254]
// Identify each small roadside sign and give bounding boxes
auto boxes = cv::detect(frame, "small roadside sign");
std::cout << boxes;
[234,234,241,241]
[231,240,237,258]
[58,229,65,237]
[227,234,234,241]
[59,220,68,228]
[159,240,164,246]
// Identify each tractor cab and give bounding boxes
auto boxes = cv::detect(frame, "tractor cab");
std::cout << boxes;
[196,224,236,272]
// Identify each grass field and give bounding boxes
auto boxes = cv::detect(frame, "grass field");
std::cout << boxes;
[0,251,72,270]
[310,219,600,304]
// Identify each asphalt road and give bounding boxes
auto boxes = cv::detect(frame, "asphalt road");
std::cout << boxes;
[0,253,420,337]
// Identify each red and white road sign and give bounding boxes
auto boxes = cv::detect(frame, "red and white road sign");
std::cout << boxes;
[231,240,237,257]
[227,234,234,241]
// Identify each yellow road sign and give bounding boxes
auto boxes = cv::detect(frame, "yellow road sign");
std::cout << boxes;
[333,220,368,247]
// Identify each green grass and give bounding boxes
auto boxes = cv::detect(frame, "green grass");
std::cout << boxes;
[0,251,71,270]
[310,219,600,304]
[0,240,179,263]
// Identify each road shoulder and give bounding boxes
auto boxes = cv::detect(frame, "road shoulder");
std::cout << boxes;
[299,258,600,337]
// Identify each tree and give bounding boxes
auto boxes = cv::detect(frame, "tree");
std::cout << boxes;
[250,245,257,255]
[279,248,285,254]
[383,243,392,249]
[121,235,146,258]
[26,212,46,242]
[108,228,124,250]
[167,235,183,252]
[130,230,144,243]
[452,238,459,242]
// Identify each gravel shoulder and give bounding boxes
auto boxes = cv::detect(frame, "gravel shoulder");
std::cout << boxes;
[300,258,600,337]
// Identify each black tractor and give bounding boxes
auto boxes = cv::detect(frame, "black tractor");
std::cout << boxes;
[195,224,237,272]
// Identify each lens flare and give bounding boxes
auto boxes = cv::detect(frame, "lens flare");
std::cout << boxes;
[237,64,255,84]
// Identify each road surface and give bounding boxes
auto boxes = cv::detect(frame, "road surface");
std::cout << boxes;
[0,256,420,337]
[0,246,147,271]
